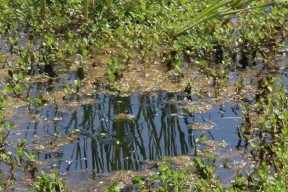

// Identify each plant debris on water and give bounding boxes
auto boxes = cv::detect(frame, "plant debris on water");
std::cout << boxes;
[0,0,287,191]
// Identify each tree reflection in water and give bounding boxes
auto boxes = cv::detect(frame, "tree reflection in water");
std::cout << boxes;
[12,92,242,176]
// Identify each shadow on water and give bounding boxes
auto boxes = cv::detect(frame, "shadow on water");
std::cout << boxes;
[9,92,244,177]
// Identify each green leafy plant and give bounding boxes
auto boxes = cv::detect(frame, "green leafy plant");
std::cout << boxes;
[0,0,287,191]
[104,181,121,192]
[107,57,122,82]
[192,153,216,180]
[131,162,188,192]
[34,171,67,192]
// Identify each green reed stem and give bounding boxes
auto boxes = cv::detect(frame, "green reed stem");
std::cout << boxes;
[172,0,277,38]
[84,0,89,19]
[40,0,46,19]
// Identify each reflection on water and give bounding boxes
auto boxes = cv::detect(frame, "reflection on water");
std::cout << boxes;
[10,92,243,176]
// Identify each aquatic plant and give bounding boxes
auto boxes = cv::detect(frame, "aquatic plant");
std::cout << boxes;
[106,79,288,191]
[107,57,122,82]
[40,0,46,19]
[172,0,278,38]
[83,0,89,19]
[34,171,67,192]
[131,161,188,192]
[0,0,287,190]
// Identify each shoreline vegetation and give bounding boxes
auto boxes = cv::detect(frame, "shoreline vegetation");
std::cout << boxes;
[0,0,287,191]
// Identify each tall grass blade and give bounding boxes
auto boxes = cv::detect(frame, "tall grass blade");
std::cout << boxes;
[173,1,278,38]
[40,0,46,19]
[84,0,89,19]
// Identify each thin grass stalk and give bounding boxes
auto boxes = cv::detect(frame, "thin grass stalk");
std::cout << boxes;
[173,0,234,37]
[173,1,278,38]
[84,0,89,19]
[191,0,231,22]
[40,0,46,19]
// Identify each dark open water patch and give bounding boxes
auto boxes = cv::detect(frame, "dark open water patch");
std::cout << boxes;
[7,92,245,186]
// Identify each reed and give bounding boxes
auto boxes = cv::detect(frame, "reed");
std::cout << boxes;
[84,0,89,19]
[40,0,46,19]
[172,0,278,38]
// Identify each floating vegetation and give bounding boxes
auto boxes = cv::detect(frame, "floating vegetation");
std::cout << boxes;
[0,0,287,191]
[188,122,214,130]
[114,113,136,121]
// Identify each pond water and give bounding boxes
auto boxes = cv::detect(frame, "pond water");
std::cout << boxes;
[2,50,287,190]
[7,91,246,188]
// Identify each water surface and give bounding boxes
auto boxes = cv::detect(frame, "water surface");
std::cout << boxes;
[9,92,244,177]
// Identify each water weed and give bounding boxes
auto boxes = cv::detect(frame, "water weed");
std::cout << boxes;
[0,0,287,190]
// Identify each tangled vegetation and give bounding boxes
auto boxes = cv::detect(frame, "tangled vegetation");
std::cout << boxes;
[0,0,287,191]
[124,78,288,192]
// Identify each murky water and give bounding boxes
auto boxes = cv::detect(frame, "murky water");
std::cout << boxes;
[1,40,286,189]
[7,91,245,186]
